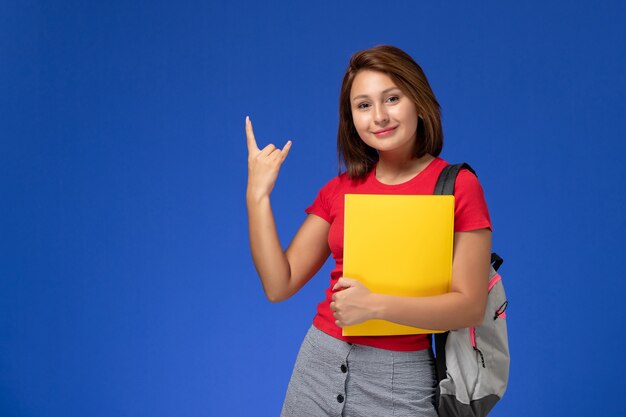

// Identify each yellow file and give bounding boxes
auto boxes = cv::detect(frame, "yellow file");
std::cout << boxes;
[342,194,454,336]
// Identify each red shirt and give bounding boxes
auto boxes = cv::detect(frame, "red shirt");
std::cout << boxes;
[305,157,492,351]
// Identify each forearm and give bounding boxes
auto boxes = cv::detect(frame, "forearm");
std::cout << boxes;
[246,192,292,302]
[371,291,486,331]
[370,230,492,331]
[332,230,491,331]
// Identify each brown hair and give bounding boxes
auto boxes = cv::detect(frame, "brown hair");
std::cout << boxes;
[337,45,443,179]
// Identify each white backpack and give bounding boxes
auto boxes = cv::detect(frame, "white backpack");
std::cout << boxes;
[433,163,510,417]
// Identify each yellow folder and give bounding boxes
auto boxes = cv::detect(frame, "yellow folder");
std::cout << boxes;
[342,194,454,336]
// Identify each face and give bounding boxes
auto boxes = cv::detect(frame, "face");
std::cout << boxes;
[350,70,419,157]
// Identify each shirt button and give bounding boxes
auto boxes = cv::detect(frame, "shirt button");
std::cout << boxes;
[337,394,344,403]
[340,364,347,373]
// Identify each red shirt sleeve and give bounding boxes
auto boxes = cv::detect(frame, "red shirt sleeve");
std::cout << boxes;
[453,169,492,232]
[304,177,339,224]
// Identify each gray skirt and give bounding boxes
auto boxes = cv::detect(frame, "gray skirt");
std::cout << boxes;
[281,326,438,417]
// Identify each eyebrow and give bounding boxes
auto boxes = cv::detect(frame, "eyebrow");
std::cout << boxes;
[351,87,401,102]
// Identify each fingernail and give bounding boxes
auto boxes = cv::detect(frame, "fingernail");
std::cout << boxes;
[246,115,250,123]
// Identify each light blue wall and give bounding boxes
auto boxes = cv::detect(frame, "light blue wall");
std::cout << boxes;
[2,1,625,415]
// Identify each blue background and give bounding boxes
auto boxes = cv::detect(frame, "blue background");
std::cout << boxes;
[2,1,625,415]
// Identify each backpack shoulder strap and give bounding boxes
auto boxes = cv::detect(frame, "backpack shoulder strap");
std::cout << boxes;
[433,163,476,195]
[433,162,476,385]
[491,253,504,271]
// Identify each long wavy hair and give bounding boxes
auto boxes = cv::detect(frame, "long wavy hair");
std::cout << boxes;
[337,45,443,179]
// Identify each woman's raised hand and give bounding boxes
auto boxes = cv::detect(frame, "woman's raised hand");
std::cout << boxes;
[246,116,292,201]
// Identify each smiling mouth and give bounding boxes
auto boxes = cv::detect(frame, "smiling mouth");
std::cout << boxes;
[373,126,397,137]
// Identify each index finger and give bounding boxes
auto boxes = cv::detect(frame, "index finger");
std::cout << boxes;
[245,116,259,152]
[333,277,355,291]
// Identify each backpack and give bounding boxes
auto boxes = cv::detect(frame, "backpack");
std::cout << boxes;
[433,163,510,417]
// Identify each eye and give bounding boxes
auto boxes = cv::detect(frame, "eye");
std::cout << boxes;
[357,102,370,110]
[386,96,400,104]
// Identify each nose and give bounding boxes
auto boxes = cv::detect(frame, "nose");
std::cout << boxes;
[373,105,389,125]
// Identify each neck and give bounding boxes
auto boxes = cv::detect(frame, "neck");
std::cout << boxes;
[376,153,435,184]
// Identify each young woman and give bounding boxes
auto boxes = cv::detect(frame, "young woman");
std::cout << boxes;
[246,45,492,417]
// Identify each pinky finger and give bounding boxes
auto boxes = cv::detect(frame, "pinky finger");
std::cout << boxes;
[280,140,292,161]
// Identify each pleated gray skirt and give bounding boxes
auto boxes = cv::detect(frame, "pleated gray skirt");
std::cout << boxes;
[281,326,438,417]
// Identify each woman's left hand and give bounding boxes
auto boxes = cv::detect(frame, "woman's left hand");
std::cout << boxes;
[330,278,377,327]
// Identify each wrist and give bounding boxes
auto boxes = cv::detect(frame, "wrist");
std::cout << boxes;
[246,188,270,205]
[369,293,387,321]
